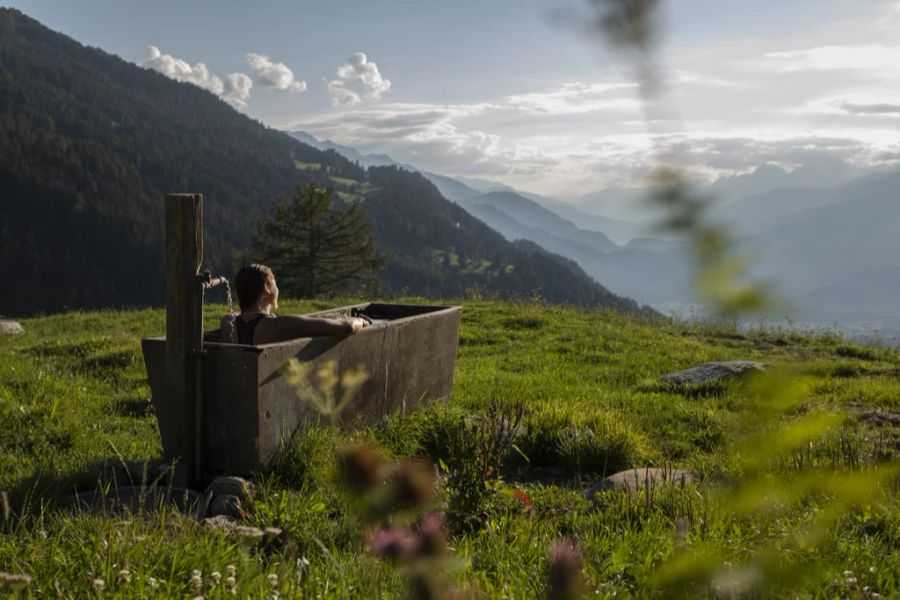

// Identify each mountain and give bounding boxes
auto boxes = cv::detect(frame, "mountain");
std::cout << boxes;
[287,131,398,169]
[741,171,900,300]
[579,169,900,328]
[0,8,648,316]
[422,175,627,275]
[570,159,867,226]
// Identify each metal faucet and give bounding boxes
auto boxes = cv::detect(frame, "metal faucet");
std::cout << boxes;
[198,270,230,293]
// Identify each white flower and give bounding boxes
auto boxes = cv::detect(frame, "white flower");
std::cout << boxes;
[225,576,236,588]
[92,578,106,592]
[266,573,278,587]
[210,571,222,584]
[226,565,236,577]
[847,577,858,585]
[190,574,203,591]
[147,577,159,590]
[117,569,131,584]
[192,569,202,578]
[843,570,855,577]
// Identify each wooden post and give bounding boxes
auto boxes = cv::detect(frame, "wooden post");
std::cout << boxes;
[165,193,204,488]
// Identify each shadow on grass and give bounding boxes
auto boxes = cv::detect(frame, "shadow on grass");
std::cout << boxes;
[3,455,178,520]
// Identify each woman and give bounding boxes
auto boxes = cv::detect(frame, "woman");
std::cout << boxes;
[227,264,370,345]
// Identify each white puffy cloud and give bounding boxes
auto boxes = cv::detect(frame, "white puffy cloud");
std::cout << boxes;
[145,45,252,108]
[223,73,253,108]
[326,52,391,106]
[245,53,307,92]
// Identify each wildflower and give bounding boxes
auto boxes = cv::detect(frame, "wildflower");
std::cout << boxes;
[296,557,310,585]
[368,526,418,560]
[147,577,159,590]
[416,513,447,557]
[226,565,236,577]
[117,569,131,584]
[92,578,106,592]
[546,538,584,600]
[210,571,222,585]
[190,573,203,592]
[847,577,857,585]
[843,570,854,578]
[337,443,384,492]
[266,573,279,587]
[386,460,437,510]
[225,576,236,588]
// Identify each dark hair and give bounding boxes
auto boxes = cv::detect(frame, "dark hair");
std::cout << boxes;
[235,264,273,311]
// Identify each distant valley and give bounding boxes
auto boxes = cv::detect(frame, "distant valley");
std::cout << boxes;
[291,131,900,336]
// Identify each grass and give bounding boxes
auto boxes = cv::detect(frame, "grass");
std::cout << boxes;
[0,299,898,597]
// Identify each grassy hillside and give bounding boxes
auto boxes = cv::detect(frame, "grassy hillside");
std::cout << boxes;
[0,301,898,597]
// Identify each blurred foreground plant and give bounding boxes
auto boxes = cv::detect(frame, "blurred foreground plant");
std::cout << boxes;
[578,1,898,596]
[282,358,368,426]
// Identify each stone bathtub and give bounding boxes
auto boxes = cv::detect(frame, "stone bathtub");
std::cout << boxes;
[142,303,461,477]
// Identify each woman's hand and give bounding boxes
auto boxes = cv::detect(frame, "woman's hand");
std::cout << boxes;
[344,316,372,334]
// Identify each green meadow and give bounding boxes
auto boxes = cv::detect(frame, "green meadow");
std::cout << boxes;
[0,300,897,598]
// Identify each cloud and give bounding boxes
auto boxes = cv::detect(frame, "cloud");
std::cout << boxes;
[503,82,640,114]
[763,44,900,72]
[839,101,900,115]
[326,52,391,106]
[223,73,253,108]
[145,45,252,108]
[245,53,307,93]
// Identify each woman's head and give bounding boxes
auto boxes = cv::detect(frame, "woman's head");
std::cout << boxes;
[235,264,278,312]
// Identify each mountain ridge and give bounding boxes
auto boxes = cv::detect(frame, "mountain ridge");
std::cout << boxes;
[0,8,648,316]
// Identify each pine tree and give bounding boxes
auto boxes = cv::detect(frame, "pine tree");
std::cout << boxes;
[253,183,386,297]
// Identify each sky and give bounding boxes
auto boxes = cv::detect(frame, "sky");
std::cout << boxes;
[4,0,899,198]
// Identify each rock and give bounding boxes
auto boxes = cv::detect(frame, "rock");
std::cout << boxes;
[660,361,766,385]
[586,467,693,499]
[208,493,244,519]
[203,514,238,530]
[0,320,23,335]
[204,476,254,501]
[203,516,282,541]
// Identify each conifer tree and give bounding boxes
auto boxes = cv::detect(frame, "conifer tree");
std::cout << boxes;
[253,183,386,297]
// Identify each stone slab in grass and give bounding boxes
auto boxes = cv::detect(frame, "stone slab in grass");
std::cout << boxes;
[660,361,766,385]
[587,467,693,498]
[0,320,24,335]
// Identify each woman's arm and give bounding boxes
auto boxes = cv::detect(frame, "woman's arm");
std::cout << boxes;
[254,315,369,344]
